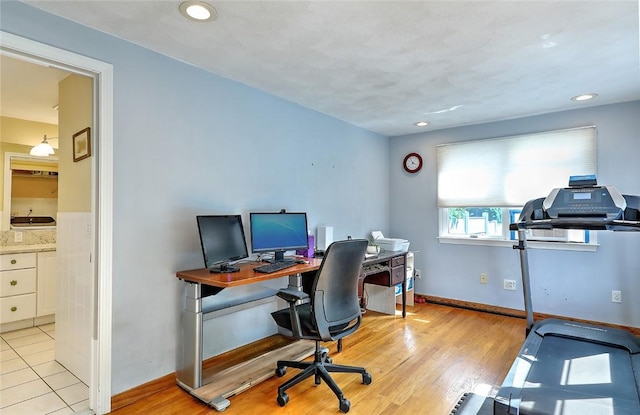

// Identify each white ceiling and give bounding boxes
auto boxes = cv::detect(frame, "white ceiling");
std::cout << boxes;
[6,1,640,136]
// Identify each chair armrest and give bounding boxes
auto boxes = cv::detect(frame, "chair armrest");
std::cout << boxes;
[275,289,309,338]
[276,288,309,303]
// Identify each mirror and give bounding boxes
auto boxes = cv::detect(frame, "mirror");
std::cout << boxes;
[2,152,58,230]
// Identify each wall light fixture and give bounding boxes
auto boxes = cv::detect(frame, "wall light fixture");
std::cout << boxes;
[30,135,57,156]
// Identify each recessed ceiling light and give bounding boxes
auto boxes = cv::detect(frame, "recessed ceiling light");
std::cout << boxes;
[571,93,598,102]
[179,1,217,22]
[414,121,429,127]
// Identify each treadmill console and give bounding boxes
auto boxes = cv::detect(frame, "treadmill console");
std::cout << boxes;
[542,186,626,220]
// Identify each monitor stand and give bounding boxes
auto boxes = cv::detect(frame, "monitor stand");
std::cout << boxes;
[265,251,287,263]
[209,262,240,273]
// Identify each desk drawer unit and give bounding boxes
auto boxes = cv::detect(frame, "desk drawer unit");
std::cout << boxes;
[391,256,405,268]
[0,293,36,324]
[390,263,405,286]
[364,255,405,286]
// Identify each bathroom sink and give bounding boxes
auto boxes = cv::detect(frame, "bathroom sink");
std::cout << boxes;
[11,216,56,226]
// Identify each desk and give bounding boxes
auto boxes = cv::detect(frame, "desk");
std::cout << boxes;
[175,251,408,411]
[176,259,322,411]
[360,250,409,318]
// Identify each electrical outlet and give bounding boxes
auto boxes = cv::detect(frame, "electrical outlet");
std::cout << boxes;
[14,231,23,243]
[414,269,422,279]
[480,273,488,284]
[612,290,622,303]
[504,279,517,290]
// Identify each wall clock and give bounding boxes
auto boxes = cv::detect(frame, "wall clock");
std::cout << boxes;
[403,152,423,173]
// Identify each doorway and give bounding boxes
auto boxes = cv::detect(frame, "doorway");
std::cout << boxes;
[1,31,113,414]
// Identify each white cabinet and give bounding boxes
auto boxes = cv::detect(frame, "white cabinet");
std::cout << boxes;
[0,252,37,324]
[37,251,57,317]
[0,250,56,331]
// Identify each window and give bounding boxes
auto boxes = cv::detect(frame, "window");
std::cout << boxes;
[437,126,597,248]
[445,207,505,238]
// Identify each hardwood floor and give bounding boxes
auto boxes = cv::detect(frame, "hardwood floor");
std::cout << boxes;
[110,303,526,414]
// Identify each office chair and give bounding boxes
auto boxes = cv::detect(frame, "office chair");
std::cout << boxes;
[271,239,371,413]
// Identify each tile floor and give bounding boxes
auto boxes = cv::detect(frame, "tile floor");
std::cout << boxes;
[0,324,90,414]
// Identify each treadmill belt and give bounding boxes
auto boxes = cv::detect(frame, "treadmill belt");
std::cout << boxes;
[519,335,640,414]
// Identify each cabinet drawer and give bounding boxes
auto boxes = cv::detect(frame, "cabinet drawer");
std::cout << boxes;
[391,256,405,267]
[0,269,36,297]
[390,266,405,286]
[1,252,36,271]
[0,293,36,324]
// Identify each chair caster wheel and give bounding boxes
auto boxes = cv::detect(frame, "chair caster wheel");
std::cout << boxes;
[275,366,286,377]
[339,397,351,413]
[277,392,289,407]
[362,372,372,385]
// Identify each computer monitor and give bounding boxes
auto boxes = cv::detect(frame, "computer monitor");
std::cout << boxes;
[196,215,249,273]
[249,212,308,262]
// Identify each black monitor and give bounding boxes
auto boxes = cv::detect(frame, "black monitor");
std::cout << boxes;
[249,212,308,262]
[196,215,249,273]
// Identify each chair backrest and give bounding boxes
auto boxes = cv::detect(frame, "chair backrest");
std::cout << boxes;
[311,239,368,340]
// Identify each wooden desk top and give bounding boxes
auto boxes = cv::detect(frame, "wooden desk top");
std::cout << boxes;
[176,257,323,288]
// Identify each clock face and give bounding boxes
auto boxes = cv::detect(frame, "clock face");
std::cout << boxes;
[403,152,423,173]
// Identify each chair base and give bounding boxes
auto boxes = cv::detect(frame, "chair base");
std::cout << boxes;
[275,342,372,413]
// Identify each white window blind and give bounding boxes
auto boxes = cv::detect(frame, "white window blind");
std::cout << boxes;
[437,126,596,207]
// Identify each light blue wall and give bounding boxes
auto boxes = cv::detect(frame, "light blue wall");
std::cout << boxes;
[390,101,640,327]
[5,0,640,398]
[1,2,390,394]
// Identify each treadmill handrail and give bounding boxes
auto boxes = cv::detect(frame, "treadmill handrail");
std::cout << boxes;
[514,218,640,231]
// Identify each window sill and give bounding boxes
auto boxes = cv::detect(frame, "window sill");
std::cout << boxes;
[438,236,598,252]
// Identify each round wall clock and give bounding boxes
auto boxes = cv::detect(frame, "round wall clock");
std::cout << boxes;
[403,152,423,173]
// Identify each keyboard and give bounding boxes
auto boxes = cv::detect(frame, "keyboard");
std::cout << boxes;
[253,261,297,274]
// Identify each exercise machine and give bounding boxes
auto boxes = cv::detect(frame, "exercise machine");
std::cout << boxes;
[453,176,640,415]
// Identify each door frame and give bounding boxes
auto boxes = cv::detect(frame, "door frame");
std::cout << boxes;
[1,31,113,414]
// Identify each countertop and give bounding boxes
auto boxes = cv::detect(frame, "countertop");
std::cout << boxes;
[0,244,56,254]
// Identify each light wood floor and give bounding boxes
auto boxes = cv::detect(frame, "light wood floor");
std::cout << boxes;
[110,303,526,414]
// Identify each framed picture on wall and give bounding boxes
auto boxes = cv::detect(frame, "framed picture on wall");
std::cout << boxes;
[73,127,91,162]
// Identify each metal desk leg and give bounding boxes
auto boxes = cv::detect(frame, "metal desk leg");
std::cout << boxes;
[177,282,203,389]
[288,273,303,290]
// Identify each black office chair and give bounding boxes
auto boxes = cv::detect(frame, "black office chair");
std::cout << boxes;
[270,239,371,413]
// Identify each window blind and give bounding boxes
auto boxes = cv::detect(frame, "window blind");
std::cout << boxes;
[436,126,596,207]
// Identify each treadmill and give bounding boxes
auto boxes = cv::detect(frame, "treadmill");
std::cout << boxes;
[453,176,640,415]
